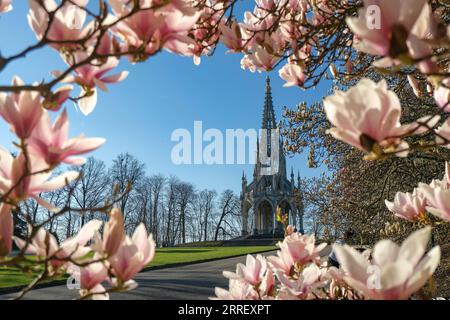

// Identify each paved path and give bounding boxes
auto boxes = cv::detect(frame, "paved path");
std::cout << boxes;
[0,252,276,300]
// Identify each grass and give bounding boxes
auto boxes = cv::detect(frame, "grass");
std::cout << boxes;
[0,246,275,290]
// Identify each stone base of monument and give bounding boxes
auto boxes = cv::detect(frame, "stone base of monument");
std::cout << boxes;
[222,233,283,246]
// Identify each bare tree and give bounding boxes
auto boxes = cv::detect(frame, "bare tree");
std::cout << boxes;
[195,189,217,242]
[163,176,179,246]
[175,182,195,244]
[109,153,145,232]
[148,174,165,245]
[214,190,240,241]
[71,157,108,226]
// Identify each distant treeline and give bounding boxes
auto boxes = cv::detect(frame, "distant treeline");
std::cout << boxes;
[18,153,243,247]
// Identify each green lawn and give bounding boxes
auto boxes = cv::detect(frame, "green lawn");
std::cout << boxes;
[0,246,275,289]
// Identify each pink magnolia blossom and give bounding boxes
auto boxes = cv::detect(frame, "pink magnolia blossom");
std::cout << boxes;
[0,0,12,13]
[54,54,128,115]
[28,0,90,51]
[219,20,244,53]
[309,2,332,26]
[324,78,428,156]
[0,76,43,139]
[245,32,285,72]
[277,232,326,266]
[223,254,268,286]
[0,204,13,257]
[28,109,105,166]
[15,220,102,271]
[334,227,441,300]
[152,9,201,58]
[78,260,109,291]
[0,149,79,210]
[418,181,450,222]
[43,85,73,111]
[259,267,275,297]
[276,264,324,300]
[67,260,110,300]
[286,225,295,236]
[279,63,306,87]
[385,188,426,221]
[79,283,109,300]
[346,0,432,59]
[267,246,295,275]
[102,208,125,256]
[109,2,201,61]
[213,280,259,300]
[109,224,155,282]
[279,18,305,41]
[213,264,274,300]
[326,266,356,299]
[240,55,257,72]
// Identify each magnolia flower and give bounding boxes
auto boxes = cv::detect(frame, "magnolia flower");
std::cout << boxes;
[15,220,102,271]
[277,232,326,266]
[0,204,13,257]
[28,109,105,166]
[101,208,125,256]
[267,247,294,275]
[109,224,155,282]
[154,9,201,57]
[346,0,431,59]
[219,20,244,52]
[54,54,128,115]
[417,182,450,222]
[79,283,109,300]
[251,45,280,71]
[28,0,90,50]
[286,225,295,236]
[110,3,200,60]
[324,79,416,156]
[0,76,43,139]
[240,55,257,72]
[77,260,109,296]
[279,63,305,87]
[43,85,73,111]
[325,266,355,299]
[0,0,12,13]
[276,264,324,300]
[70,259,110,300]
[385,189,426,221]
[0,149,79,210]
[334,227,440,300]
[259,267,275,297]
[213,280,259,300]
[223,254,267,286]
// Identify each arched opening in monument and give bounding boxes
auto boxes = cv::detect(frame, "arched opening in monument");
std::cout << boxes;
[256,200,273,235]
[277,200,291,233]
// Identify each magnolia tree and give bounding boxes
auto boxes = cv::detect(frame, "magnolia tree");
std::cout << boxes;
[0,0,449,300]
[0,0,233,300]
[210,0,450,300]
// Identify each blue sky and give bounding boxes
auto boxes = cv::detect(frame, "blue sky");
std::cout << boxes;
[0,1,331,193]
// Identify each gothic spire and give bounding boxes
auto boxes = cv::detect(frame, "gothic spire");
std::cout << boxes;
[262,76,277,130]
